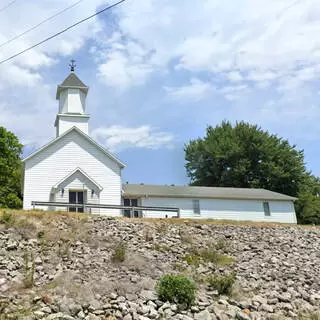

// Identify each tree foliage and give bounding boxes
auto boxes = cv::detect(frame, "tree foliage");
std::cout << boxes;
[0,127,23,209]
[185,121,320,224]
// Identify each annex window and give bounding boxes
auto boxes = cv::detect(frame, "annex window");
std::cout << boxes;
[193,199,200,214]
[123,198,139,218]
[263,202,271,216]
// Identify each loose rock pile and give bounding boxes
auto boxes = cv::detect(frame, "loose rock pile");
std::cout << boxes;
[0,214,319,320]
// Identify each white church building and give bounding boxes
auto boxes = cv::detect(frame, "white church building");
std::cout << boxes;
[22,68,298,224]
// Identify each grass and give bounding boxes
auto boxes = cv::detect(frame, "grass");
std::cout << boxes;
[0,211,16,228]
[184,248,235,267]
[207,273,236,295]
[111,242,126,263]
[214,238,229,251]
[152,243,171,252]
[298,311,320,320]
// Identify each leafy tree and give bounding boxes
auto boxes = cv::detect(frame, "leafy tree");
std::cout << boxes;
[185,121,307,196]
[295,175,320,224]
[0,127,23,209]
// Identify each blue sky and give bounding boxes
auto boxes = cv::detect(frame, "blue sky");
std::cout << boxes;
[1,0,320,185]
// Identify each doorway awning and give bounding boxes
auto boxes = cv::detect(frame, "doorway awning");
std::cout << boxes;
[52,167,103,193]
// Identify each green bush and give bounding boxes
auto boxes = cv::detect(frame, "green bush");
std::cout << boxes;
[0,211,15,227]
[111,242,126,263]
[208,273,236,295]
[157,274,196,307]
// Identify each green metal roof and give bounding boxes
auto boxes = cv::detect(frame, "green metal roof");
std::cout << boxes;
[122,184,297,201]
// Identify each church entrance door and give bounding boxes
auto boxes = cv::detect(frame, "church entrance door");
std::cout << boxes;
[69,191,84,213]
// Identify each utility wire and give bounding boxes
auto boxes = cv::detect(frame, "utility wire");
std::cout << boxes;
[0,0,127,66]
[0,0,18,14]
[0,0,85,50]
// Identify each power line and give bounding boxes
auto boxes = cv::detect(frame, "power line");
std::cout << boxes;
[0,0,85,50]
[0,0,18,14]
[0,0,127,66]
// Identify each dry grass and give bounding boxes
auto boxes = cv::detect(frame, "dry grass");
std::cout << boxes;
[1,209,318,231]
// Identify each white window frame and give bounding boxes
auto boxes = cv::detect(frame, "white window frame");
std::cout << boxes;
[263,201,271,216]
[192,199,200,214]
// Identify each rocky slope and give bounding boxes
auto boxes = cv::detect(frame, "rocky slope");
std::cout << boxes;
[0,211,319,320]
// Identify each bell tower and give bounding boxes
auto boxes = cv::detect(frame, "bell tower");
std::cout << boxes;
[54,60,90,137]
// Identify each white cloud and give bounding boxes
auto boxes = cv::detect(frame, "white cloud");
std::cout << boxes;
[91,125,174,152]
[164,78,215,102]
[98,50,153,89]
[92,0,320,92]
[226,71,243,82]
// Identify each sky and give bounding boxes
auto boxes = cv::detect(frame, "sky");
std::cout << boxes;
[1,0,320,186]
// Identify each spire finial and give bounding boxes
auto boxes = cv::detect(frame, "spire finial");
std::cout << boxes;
[69,59,76,72]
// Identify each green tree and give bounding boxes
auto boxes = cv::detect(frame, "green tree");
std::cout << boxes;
[185,121,307,196]
[0,126,23,209]
[295,175,320,224]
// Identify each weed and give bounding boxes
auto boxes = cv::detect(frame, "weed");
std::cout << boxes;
[0,211,15,228]
[157,274,196,307]
[179,230,193,244]
[207,273,236,295]
[152,243,171,252]
[58,240,71,259]
[156,223,168,234]
[173,262,188,273]
[111,242,126,263]
[37,231,45,239]
[184,248,234,267]
[214,238,229,251]
[298,311,320,320]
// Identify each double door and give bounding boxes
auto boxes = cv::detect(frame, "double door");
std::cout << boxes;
[69,191,84,212]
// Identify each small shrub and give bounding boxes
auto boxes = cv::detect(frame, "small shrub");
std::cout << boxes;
[0,211,15,227]
[111,242,126,263]
[208,273,236,295]
[157,274,196,307]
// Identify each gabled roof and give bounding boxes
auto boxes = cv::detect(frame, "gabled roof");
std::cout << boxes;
[56,72,88,99]
[53,167,103,191]
[61,72,87,88]
[122,184,297,201]
[22,126,125,168]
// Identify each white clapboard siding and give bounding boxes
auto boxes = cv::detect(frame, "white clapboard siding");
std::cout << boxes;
[141,197,297,224]
[56,116,89,136]
[23,129,122,216]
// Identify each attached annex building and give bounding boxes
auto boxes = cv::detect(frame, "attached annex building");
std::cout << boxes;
[22,70,297,224]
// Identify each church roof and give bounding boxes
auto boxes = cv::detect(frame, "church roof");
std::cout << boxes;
[22,126,125,168]
[60,72,87,88]
[56,72,88,99]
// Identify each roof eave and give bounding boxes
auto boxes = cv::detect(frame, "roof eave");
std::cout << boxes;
[22,126,126,168]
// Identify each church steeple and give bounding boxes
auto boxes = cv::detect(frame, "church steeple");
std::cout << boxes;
[54,61,90,137]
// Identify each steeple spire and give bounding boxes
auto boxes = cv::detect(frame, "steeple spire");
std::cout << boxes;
[69,59,76,72]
